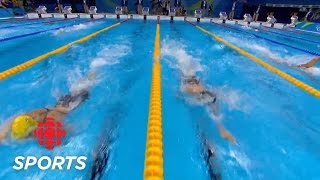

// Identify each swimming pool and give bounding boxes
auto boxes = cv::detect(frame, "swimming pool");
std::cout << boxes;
[0,17,320,179]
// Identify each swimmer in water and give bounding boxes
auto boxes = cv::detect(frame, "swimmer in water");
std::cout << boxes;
[182,75,236,144]
[297,56,320,68]
[0,73,95,141]
[197,123,221,180]
[204,139,221,180]
[0,0,8,8]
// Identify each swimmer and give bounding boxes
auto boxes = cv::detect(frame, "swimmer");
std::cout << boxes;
[297,56,320,68]
[55,28,66,35]
[0,0,8,7]
[0,0,8,8]
[204,139,221,180]
[197,123,221,180]
[89,139,110,180]
[0,73,95,141]
[182,75,237,144]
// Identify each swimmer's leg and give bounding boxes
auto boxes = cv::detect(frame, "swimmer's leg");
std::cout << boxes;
[298,56,320,68]
[218,124,236,144]
[56,90,89,110]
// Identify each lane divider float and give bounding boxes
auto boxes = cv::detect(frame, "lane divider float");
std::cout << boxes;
[238,24,320,44]
[0,18,105,42]
[0,19,130,80]
[211,21,320,56]
[186,20,320,98]
[144,16,164,180]
[0,17,52,23]
[0,17,78,29]
[295,28,320,36]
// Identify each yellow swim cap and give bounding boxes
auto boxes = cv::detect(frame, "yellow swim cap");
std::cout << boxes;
[11,116,38,139]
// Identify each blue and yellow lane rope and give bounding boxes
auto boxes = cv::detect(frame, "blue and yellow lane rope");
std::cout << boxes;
[0,19,130,80]
[186,20,320,98]
[144,17,164,180]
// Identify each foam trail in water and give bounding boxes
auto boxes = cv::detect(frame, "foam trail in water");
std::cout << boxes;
[64,41,131,101]
[251,44,320,76]
[162,37,205,76]
[90,44,131,70]
[0,29,18,38]
[216,85,252,113]
[225,35,320,77]
[53,23,91,35]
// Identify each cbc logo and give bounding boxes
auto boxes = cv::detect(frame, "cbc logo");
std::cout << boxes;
[13,156,87,170]
[13,117,87,170]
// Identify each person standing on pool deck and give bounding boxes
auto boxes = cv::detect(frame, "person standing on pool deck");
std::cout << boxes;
[200,0,207,17]
[0,0,8,8]
[182,75,237,144]
[135,0,143,14]
[0,73,96,141]
[208,3,213,18]
[297,56,320,68]
[121,0,128,14]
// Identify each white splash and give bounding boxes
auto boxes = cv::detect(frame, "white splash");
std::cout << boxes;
[224,35,320,77]
[62,41,131,101]
[229,149,252,175]
[90,44,131,70]
[0,29,17,38]
[216,85,252,113]
[53,23,90,35]
[162,38,205,76]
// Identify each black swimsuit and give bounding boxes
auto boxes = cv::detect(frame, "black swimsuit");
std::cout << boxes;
[183,76,217,105]
[199,90,217,105]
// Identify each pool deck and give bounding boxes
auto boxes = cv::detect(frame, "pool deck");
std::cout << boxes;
[24,12,287,29]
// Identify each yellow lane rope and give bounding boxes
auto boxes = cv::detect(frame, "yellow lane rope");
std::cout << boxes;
[144,20,164,180]
[0,20,129,80]
[191,23,320,98]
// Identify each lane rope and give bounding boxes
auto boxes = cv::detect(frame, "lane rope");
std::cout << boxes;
[239,24,320,44]
[144,16,164,180]
[0,17,52,23]
[0,18,105,42]
[211,21,320,56]
[295,28,320,36]
[186,20,320,98]
[0,19,130,80]
[0,17,78,29]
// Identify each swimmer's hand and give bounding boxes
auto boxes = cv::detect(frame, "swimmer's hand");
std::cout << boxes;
[88,72,96,81]
[0,119,12,142]
[0,132,6,142]
[218,125,236,144]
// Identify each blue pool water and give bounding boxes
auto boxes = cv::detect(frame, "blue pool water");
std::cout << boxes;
[0,18,320,179]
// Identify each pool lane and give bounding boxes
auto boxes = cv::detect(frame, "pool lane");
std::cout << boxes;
[0,19,120,72]
[202,22,320,91]
[0,19,130,80]
[0,17,78,29]
[177,20,320,179]
[214,22,319,56]
[0,19,153,179]
[261,25,320,40]
[188,21,320,98]
[160,21,213,180]
[0,17,53,27]
[245,24,320,45]
[0,18,85,39]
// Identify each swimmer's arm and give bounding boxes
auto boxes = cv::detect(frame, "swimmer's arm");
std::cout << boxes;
[297,56,320,68]
[24,108,50,122]
[211,103,219,117]
[52,107,70,114]
[217,123,237,144]
[0,118,14,142]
